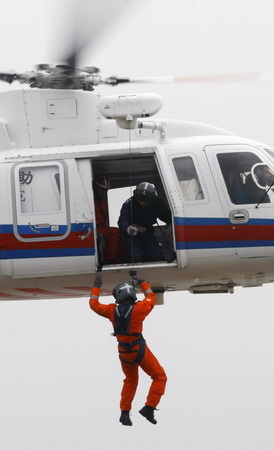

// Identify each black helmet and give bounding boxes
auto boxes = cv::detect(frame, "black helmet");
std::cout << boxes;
[112,282,137,304]
[133,182,157,204]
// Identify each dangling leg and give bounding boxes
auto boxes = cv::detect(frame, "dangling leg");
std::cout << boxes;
[119,359,139,425]
[139,345,167,424]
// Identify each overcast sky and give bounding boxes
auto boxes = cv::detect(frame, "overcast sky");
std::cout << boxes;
[1,1,274,449]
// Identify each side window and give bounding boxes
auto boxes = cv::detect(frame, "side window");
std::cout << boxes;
[217,152,263,204]
[13,161,69,242]
[19,164,61,214]
[173,156,204,201]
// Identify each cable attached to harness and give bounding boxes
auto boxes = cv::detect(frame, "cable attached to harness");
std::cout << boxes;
[128,126,135,267]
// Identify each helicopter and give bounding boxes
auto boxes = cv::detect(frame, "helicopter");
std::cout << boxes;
[1,4,274,303]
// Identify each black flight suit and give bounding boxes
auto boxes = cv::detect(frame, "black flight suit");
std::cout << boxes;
[118,196,171,263]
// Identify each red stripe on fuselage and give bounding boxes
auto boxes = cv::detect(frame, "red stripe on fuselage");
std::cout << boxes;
[175,224,274,242]
[0,292,25,299]
[0,231,94,250]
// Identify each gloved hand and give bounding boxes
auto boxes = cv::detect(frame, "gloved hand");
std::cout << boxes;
[131,276,145,286]
[93,275,103,288]
[127,225,138,236]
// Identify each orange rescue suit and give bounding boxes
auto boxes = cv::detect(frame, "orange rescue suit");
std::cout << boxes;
[95,199,124,263]
[89,281,167,411]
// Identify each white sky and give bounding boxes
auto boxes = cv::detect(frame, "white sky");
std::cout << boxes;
[1,0,274,449]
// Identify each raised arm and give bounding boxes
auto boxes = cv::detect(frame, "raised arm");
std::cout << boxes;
[89,275,114,319]
[131,276,156,314]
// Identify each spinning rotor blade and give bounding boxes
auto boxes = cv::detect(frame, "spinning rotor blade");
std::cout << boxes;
[0,72,17,84]
[111,71,274,85]
[174,72,274,83]
[62,0,135,69]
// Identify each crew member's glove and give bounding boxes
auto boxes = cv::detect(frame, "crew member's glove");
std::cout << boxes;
[127,225,138,236]
[93,275,103,288]
[131,276,145,287]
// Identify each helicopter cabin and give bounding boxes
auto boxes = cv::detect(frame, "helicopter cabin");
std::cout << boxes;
[1,88,274,297]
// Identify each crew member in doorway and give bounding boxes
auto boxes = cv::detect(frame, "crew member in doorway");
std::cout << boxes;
[89,274,167,426]
[93,175,124,263]
[118,182,171,263]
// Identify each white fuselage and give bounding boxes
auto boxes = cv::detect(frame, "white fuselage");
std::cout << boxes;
[0,88,274,300]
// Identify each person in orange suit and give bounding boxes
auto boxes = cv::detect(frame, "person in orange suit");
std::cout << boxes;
[89,274,167,426]
[93,175,124,263]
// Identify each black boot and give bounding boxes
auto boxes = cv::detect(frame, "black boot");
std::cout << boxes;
[139,405,157,424]
[119,410,133,426]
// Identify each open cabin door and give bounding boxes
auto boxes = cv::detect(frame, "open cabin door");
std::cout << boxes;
[92,152,177,270]
[11,159,96,278]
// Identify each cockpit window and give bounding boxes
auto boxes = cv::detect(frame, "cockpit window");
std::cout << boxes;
[217,152,267,204]
[173,156,204,201]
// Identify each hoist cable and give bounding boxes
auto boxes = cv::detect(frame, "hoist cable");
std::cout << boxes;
[128,125,135,268]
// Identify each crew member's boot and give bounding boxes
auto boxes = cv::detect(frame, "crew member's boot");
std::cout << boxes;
[119,410,133,426]
[139,405,157,424]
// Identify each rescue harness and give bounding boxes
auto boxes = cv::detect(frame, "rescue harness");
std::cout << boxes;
[113,302,146,364]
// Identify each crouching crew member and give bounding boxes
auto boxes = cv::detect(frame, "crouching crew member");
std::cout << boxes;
[118,182,171,263]
[89,274,167,426]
